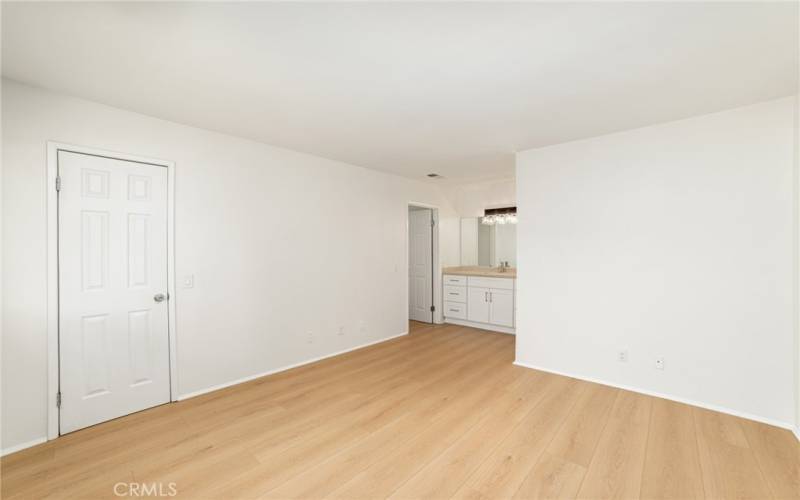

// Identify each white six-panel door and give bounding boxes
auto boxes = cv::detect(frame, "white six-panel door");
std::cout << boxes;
[58,151,171,433]
[409,208,433,323]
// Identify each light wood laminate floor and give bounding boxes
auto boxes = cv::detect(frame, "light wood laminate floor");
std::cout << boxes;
[2,322,798,499]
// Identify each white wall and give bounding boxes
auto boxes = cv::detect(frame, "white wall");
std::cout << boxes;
[1,79,459,451]
[516,97,797,428]
[442,177,516,218]
[444,177,516,267]
[460,218,479,265]
[795,92,800,437]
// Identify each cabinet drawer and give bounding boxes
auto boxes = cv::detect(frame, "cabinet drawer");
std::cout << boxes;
[443,285,467,303]
[443,275,467,286]
[444,301,467,319]
[468,276,514,290]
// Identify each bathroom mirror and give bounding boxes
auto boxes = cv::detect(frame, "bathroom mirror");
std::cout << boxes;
[460,217,516,267]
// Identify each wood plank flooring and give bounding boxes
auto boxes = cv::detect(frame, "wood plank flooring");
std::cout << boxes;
[2,322,797,499]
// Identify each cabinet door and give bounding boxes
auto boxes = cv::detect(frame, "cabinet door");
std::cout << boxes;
[489,288,514,327]
[467,287,490,323]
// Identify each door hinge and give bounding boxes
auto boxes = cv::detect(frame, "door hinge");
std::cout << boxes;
[56,391,62,408]
[55,176,62,192]
[430,305,435,312]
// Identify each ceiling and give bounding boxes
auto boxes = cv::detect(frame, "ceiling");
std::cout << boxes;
[2,2,797,182]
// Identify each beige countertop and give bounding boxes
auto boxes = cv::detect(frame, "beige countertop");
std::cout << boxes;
[443,266,517,278]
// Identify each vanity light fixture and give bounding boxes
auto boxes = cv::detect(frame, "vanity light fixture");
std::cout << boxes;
[481,207,517,225]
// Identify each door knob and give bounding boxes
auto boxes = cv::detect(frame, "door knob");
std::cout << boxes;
[154,293,167,303]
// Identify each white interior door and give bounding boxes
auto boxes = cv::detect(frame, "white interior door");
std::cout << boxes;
[58,151,171,434]
[409,208,433,323]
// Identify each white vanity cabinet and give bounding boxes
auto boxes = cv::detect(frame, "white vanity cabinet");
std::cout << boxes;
[443,281,468,320]
[491,289,514,327]
[443,274,515,334]
[470,287,513,327]
[467,287,490,323]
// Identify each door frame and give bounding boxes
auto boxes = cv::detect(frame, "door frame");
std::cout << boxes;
[407,202,442,325]
[45,142,178,440]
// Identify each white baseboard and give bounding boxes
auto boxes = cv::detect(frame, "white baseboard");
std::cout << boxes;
[178,331,409,401]
[513,360,794,431]
[794,427,800,442]
[444,318,515,335]
[1,437,47,457]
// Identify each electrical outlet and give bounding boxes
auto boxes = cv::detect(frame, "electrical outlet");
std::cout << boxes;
[183,274,194,288]
[618,350,628,363]
[338,326,345,336]
[655,357,664,370]
[307,332,314,344]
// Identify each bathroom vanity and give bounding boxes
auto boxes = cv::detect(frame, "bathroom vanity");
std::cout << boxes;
[442,266,516,334]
